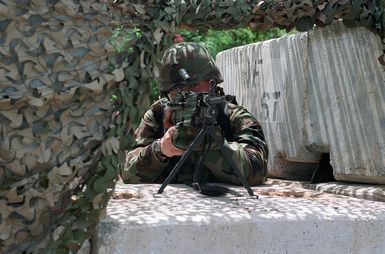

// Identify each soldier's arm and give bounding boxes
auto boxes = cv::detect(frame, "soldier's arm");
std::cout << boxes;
[119,102,170,183]
[230,105,269,184]
[204,104,268,185]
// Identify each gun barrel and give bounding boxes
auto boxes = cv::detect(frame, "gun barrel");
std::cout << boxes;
[204,95,233,105]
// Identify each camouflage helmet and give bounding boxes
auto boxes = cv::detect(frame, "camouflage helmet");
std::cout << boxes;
[159,42,223,92]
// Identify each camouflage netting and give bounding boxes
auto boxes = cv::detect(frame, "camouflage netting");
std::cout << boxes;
[0,1,125,253]
[0,0,384,253]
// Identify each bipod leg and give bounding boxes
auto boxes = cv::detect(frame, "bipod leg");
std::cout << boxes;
[192,134,209,192]
[157,128,206,194]
[209,129,256,197]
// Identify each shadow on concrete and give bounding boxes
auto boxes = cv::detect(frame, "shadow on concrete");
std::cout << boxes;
[104,183,385,225]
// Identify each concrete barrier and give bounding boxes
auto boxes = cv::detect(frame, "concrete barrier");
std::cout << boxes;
[95,183,385,254]
[216,21,385,184]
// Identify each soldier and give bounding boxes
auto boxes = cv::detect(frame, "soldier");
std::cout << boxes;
[119,42,268,187]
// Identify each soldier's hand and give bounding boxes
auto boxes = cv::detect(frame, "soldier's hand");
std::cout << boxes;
[171,125,200,150]
[160,126,185,157]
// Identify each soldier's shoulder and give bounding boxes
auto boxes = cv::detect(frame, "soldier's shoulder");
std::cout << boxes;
[146,99,163,114]
[149,99,162,109]
[227,103,249,115]
[227,103,257,121]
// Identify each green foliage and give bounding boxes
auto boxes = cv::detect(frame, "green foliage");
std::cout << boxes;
[109,26,142,54]
[178,28,287,58]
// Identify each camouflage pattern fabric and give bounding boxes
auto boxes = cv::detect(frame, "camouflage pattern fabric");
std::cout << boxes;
[119,99,268,186]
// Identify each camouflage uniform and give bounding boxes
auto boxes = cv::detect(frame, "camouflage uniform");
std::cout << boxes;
[119,99,268,185]
[119,42,268,185]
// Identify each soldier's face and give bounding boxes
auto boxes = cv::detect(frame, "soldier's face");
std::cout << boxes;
[168,80,210,99]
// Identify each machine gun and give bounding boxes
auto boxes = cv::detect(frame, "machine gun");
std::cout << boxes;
[167,86,234,129]
[157,79,256,197]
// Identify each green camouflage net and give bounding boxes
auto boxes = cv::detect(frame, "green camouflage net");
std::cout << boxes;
[0,0,383,253]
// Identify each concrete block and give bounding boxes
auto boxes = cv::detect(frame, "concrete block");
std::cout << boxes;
[216,21,385,183]
[95,183,385,254]
[306,181,385,202]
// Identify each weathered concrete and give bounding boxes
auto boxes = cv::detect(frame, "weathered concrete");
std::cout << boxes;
[216,21,385,184]
[305,181,385,203]
[267,179,385,203]
[95,182,385,254]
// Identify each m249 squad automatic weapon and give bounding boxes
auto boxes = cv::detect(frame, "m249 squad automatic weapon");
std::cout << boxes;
[157,78,256,197]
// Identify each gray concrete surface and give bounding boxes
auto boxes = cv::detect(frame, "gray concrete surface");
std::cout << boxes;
[216,21,385,184]
[95,182,385,254]
[267,179,385,202]
[305,181,385,202]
